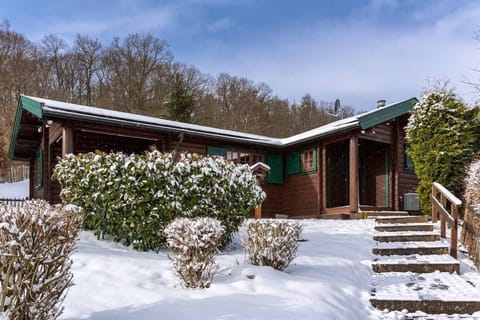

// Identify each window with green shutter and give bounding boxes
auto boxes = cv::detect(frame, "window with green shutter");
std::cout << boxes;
[266,154,283,184]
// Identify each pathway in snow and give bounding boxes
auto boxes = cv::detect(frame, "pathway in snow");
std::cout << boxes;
[369,213,480,317]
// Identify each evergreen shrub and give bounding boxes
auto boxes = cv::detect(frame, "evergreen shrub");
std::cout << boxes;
[406,87,477,214]
[53,151,265,251]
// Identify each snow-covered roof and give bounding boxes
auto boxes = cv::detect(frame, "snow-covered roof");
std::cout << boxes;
[25,95,278,146]
[14,95,417,150]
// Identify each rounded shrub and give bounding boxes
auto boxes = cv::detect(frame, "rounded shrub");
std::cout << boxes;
[53,151,265,251]
[165,217,224,288]
[243,219,302,271]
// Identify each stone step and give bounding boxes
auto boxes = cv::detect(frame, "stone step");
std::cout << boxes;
[373,241,449,256]
[372,254,459,273]
[365,211,409,217]
[375,216,428,224]
[374,231,440,242]
[375,223,433,232]
[371,273,480,314]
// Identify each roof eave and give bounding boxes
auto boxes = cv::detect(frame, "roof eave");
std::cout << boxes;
[358,97,418,129]
[280,122,360,147]
[42,107,282,148]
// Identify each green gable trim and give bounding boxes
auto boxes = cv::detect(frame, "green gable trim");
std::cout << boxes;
[8,96,43,160]
[20,96,43,118]
[358,97,417,129]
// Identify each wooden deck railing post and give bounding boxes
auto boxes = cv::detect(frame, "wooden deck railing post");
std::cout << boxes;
[440,194,447,239]
[451,205,458,258]
[431,182,462,259]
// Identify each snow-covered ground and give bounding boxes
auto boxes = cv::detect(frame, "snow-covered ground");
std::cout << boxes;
[62,219,382,320]
[1,181,479,319]
[0,179,29,198]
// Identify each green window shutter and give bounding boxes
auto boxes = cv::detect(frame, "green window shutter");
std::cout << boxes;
[207,146,226,157]
[286,151,300,175]
[266,154,283,184]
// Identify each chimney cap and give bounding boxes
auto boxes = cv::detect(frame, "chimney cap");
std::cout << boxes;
[376,99,386,108]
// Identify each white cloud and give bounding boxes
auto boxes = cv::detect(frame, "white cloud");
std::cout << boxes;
[183,2,480,108]
[28,5,176,42]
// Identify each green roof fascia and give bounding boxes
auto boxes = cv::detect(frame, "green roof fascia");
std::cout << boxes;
[358,97,418,129]
[7,96,43,160]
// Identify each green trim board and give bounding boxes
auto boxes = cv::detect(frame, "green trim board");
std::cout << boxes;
[358,97,417,129]
[8,95,43,160]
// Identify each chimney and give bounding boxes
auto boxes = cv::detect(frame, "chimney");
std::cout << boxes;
[376,99,386,108]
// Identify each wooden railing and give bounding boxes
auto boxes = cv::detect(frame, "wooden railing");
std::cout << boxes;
[0,197,29,207]
[431,182,462,258]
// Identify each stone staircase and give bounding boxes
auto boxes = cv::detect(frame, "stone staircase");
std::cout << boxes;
[369,212,480,315]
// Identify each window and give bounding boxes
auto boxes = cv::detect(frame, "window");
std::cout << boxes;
[226,150,264,165]
[302,149,315,172]
[404,144,414,172]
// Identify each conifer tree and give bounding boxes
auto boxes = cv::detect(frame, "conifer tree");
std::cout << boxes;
[406,86,477,214]
[165,71,195,122]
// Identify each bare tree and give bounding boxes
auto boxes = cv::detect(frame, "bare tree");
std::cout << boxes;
[102,34,172,113]
[73,34,102,105]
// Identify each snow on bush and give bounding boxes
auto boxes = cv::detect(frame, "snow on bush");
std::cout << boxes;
[461,159,480,268]
[53,151,265,251]
[405,86,477,214]
[243,219,302,271]
[165,217,224,288]
[0,200,82,320]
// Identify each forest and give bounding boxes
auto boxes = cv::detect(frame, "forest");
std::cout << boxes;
[0,20,355,176]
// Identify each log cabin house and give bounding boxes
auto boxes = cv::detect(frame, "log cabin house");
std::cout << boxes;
[8,95,419,218]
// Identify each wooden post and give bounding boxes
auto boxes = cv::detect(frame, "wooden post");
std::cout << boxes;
[451,204,458,258]
[254,204,262,219]
[440,194,446,238]
[42,123,50,202]
[62,126,74,157]
[29,157,34,199]
[320,143,326,214]
[349,135,359,213]
[431,185,437,223]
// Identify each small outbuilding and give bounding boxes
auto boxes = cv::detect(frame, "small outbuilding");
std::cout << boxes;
[8,95,419,218]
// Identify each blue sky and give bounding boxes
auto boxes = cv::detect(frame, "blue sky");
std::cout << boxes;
[1,0,480,109]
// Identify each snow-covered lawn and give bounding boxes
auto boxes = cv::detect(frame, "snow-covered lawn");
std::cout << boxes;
[1,181,479,319]
[61,219,385,320]
[0,179,29,198]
